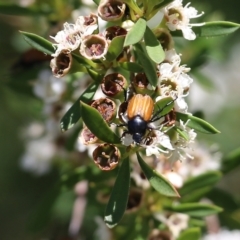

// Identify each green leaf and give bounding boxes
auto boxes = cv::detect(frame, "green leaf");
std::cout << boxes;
[180,186,214,203]
[176,112,220,134]
[0,3,48,16]
[60,83,98,132]
[92,0,100,5]
[104,158,130,228]
[193,21,240,37]
[137,153,179,197]
[165,203,223,217]
[144,26,165,63]
[177,227,201,240]
[180,171,222,196]
[124,18,146,47]
[206,188,239,212]
[119,62,143,72]
[81,102,121,144]
[106,36,125,62]
[153,96,174,117]
[20,31,54,55]
[134,45,158,87]
[221,147,240,173]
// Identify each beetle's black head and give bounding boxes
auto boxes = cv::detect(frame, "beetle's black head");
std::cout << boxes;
[127,115,148,144]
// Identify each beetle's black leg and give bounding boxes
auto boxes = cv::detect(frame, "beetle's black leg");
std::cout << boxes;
[150,97,177,123]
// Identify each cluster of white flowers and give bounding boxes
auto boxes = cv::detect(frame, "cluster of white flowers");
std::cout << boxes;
[51,14,98,57]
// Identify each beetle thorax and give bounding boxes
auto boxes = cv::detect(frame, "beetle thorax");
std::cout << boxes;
[127,115,148,143]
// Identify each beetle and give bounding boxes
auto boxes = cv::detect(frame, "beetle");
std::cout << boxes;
[120,93,175,144]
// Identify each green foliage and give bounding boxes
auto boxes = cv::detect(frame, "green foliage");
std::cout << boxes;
[81,102,121,144]
[104,158,130,228]
[60,83,98,132]
[137,153,180,197]
[176,112,220,134]
[165,202,223,217]
[144,26,165,63]
[177,227,201,240]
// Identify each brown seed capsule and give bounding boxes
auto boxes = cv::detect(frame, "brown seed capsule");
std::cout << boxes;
[80,34,108,60]
[91,98,116,122]
[133,73,155,95]
[92,144,120,170]
[50,50,72,78]
[148,229,172,240]
[126,188,143,213]
[104,26,127,40]
[80,126,98,145]
[98,0,126,22]
[101,73,127,99]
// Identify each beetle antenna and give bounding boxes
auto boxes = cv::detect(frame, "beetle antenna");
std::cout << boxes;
[112,79,127,101]
[150,97,177,122]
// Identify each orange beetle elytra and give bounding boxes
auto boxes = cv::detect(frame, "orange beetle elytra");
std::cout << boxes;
[127,94,154,121]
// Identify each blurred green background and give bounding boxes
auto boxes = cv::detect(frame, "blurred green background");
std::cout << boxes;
[0,0,240,239]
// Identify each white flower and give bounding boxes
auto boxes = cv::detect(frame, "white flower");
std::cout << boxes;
[168,120,197,164]
[51,22,82,57]
[166,213,189,238]
[178,142,221,179]
[154,212,189,238]
[158,49,193,113]
[155,158,184,188]
[121,133,133,146]
[203,229,240,240]
[20,135,56,175]
[163,0,204,40]
[145,130,174,156]
[33,69,66,103]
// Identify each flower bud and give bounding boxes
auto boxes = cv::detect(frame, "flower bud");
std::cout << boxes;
[80,34,108,60]
[133,73,155,95]
[91,97,116,122]
[101,73,127,100]
[92,144,120,170]
[50,50,72,78]
[98,0,126,22]
[80,126,99,145]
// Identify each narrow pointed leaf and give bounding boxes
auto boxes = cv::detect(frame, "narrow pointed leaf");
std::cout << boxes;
[180,171,222,196]
[106,36,125,61]
[105,158,130,228]
[124,18,146,47]
[0,3,48,16]
[119,62,143,72]
[137,153,179,197]
[165,203,223,217]
[135,46,158,87]
[176,112,220,134]
[193,21,240,37]
[144,26,165,63]
[177,227,201,240]
[154,97,174,117]
[20,31,54,55]
[222,147,240,173]
[81,102,121,144]
[60,83,98,132]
